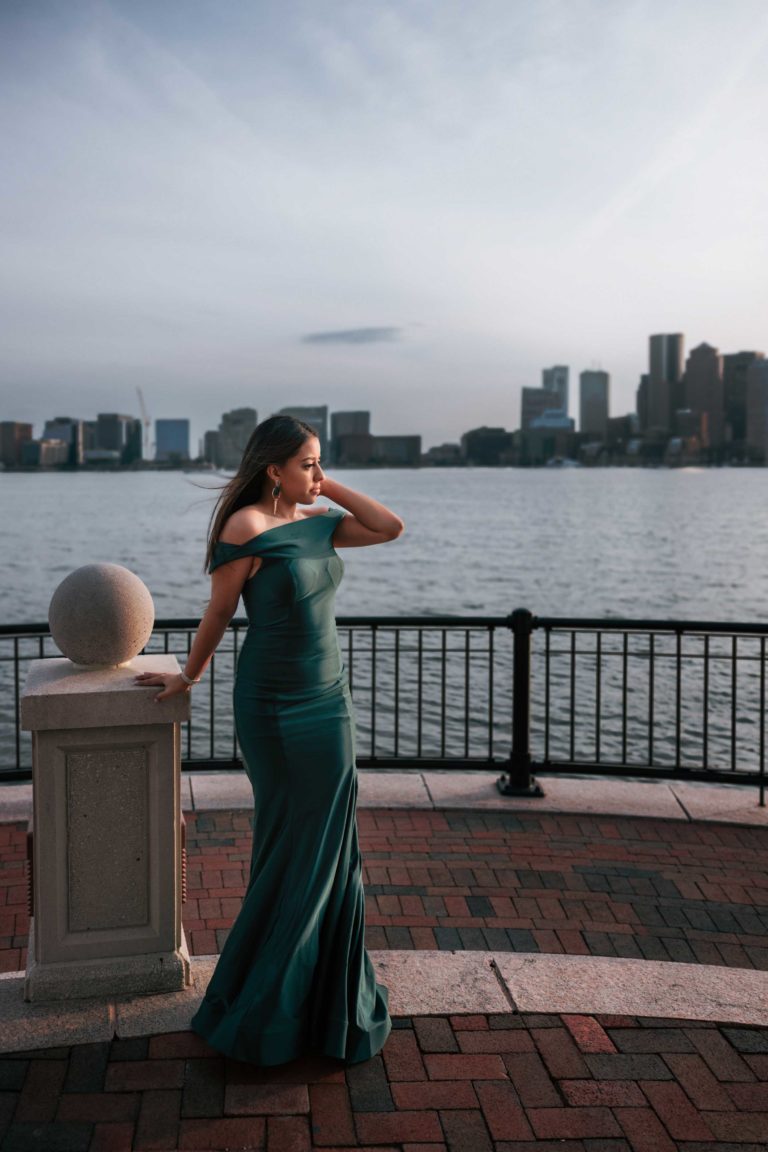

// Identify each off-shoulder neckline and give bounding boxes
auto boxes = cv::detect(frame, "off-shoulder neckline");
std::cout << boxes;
[215,509,339,550]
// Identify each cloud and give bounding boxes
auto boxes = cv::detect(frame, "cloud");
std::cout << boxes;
[301,326,401,345]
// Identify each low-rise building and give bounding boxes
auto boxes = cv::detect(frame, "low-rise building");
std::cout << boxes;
[521,387,560,431]
[529,410,575,432]
[523,425,576,466]
[334,432,421,466]
[423,442,462,466]
[331,412,370,463]
[203,430,222,468]
[43,417,85,465]
[82,449,122,466]
[604,415,638,461]
[334,433,376,466]
[461,426,514,466]
[278,406,328,460]
[372,435,421,466]
[218,408,257,469]
[22,439,70,467]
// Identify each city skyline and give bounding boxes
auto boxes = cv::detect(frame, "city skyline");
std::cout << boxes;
[4,322,767,456]
[6,319,767,468]
[2,1,767,451]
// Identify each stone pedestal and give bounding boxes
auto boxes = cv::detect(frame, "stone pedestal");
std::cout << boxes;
[20,655,191,1002]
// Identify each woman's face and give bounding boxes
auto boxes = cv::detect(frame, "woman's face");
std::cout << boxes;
[273,436,324,504]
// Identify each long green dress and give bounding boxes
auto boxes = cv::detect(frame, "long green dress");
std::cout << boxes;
[190,508,391,1066]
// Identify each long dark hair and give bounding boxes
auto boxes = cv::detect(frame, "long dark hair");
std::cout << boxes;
[205,414,317,572]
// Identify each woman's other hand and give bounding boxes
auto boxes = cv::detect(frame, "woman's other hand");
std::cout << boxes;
[133,671,191,701]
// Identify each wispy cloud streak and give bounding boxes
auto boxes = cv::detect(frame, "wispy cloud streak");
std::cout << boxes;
[302,327,401,345]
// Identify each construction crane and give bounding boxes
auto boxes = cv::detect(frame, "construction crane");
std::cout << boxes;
[136,386,153,460]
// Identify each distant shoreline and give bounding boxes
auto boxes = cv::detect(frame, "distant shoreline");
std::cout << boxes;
[0,461,427,473]
[0,460,763,474]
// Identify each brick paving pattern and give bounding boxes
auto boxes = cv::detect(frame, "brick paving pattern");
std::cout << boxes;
[3,809,768,972]
[0,1012,767,1150]
[2,806,768,1147]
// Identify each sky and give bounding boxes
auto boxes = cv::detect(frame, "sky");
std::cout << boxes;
[2,0,768,452]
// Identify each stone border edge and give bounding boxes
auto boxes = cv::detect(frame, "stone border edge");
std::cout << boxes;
[1,951,766,1054]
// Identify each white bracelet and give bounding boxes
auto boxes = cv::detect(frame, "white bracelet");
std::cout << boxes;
[180,670,201,686]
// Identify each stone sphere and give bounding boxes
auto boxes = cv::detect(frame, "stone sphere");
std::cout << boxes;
[49,564,155,667]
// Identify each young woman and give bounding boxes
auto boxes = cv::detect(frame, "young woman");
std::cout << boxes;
[134,414,403,1066]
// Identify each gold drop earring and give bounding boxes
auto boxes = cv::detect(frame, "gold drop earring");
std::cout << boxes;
[272,481,281,516]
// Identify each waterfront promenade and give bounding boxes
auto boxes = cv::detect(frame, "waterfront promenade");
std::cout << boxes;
[0,771,766,1150]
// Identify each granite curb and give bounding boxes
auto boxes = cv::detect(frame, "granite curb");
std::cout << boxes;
[2,951,768,1055]
[1,768,766,826]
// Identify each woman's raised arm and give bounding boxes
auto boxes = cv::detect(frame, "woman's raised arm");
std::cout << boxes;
[319,477,404,547]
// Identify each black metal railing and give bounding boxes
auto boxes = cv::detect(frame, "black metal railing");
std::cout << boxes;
[524,613,767,805]
[1,613,766,805]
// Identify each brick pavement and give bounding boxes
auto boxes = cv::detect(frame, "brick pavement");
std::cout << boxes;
[3,809,768,973]
[1,1012,767,1150]
[2,807,768,1147]
[356,810,768,969]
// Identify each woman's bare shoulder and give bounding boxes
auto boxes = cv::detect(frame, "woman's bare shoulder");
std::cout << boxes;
[218,506,270,545]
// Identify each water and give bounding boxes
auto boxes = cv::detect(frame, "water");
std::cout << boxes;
[2,466,767,623]
[2,467,766,776]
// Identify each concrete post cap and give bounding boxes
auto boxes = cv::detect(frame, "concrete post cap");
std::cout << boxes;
[48,563,155,668]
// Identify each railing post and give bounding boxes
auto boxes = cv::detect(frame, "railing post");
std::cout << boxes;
[497,608,544,797]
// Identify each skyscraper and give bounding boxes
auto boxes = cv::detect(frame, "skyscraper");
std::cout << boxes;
[681,344,724,449]
[579,371,609,436]
[636,374,650,432]
[96,413,142,463]
[723,352,765,445]
[648,334,684,433]
[542,366,569,416]
[155,419,190,461]
[746,360,768,461]
[0,422,33,466]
